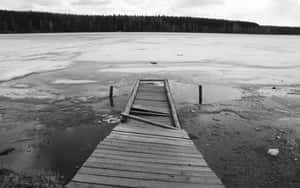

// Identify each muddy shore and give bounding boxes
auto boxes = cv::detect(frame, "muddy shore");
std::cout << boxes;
[180,90,300,188]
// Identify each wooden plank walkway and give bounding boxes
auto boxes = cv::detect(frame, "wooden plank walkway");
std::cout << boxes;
[66,79,224,188]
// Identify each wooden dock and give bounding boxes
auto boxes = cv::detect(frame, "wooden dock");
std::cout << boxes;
[66,79,224,188]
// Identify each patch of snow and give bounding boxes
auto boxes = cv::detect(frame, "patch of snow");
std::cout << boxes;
[0,61,71,82]
[52,79,97,84]
[11,84,31,88]
[258,86,300,98]
[267,148,279,156]
[0,87,56,99]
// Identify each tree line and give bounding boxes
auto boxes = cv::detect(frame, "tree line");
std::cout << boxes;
[1,10,300,34]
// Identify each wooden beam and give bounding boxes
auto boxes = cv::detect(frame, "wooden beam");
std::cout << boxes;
[131,110,169,117]
[121,113,177,130]
[199,85,203,104]
[140,79,166,82]
[132,104,169,114]
[135,97,168,102]
[164,80,181,129]
[121,80,140,122]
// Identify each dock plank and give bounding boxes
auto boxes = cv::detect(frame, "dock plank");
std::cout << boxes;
[96,145,202,159]
[117,122,188,136]
[114,127,189,139]
[92,149,204,162]
[131,104,170,114]
[134,99,169,109]
[89,154,206,166]
[106,134,193,147]
[66,182,118,188]
[72,174,224,188]
[134,115,173,125]
[83,161,213,177]
[100,140,199,153]
[136,93,168,101]
[110,130,191,142]
[86,157,208,170]
[77,167,221,184]
[100,139,196,151]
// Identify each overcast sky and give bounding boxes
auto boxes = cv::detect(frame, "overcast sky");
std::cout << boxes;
[1,0,300,26]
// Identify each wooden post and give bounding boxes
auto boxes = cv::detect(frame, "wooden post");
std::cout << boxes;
[109,86,114,98]
[199,85,202,104]
[109,86,114,107]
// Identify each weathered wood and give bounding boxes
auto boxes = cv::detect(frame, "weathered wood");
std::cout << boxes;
[136,89,166,96]
[106,134,194,147]
[111,130,188,140]
[138,84,165,89]
[66,79,224,188]
[72,173,224,188]
[97,141,195,153]
[103,133,193,145]
[138,88,166,93]
[105,134,193,146]
[110,130,191,141]
[129,115,173,127]
[96,146,201,159]
[118,120,187,134]
[87,157,208,170]
[199,85,203,104]
[77,167,221,184]
[165,79,181,129]
[90,153,206,166]
[134,99,170,109]
[120,121,184,131]
[83,161,213,177]
[122,80,140,122]
[121,113,176,130]
[131,110,169,117]
[97,143,200,157]
[98,141,199,154]
[109,86,114,98]
[84,160,212,176]
[132,104,170,114]
[91,151,203,164]
[92,149,204,163]
[101,138,195,151]
[113,127,189,139]
[115,126,188,139]
[103,137,195,148]
[134,97,168,102]
[136,92,168,101]
[140,79,166,82]
[66,182,117,188]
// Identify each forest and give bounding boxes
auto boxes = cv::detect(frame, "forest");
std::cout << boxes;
[1,10,300,34]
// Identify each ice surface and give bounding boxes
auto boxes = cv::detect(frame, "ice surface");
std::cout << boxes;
[0,87,56,99]
[52,79,97,84]
[0,33,300,85]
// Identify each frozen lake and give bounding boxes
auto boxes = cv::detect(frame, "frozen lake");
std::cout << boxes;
[0,32,300,85]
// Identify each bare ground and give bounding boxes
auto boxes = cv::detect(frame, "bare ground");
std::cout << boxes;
[180,91,300,188]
